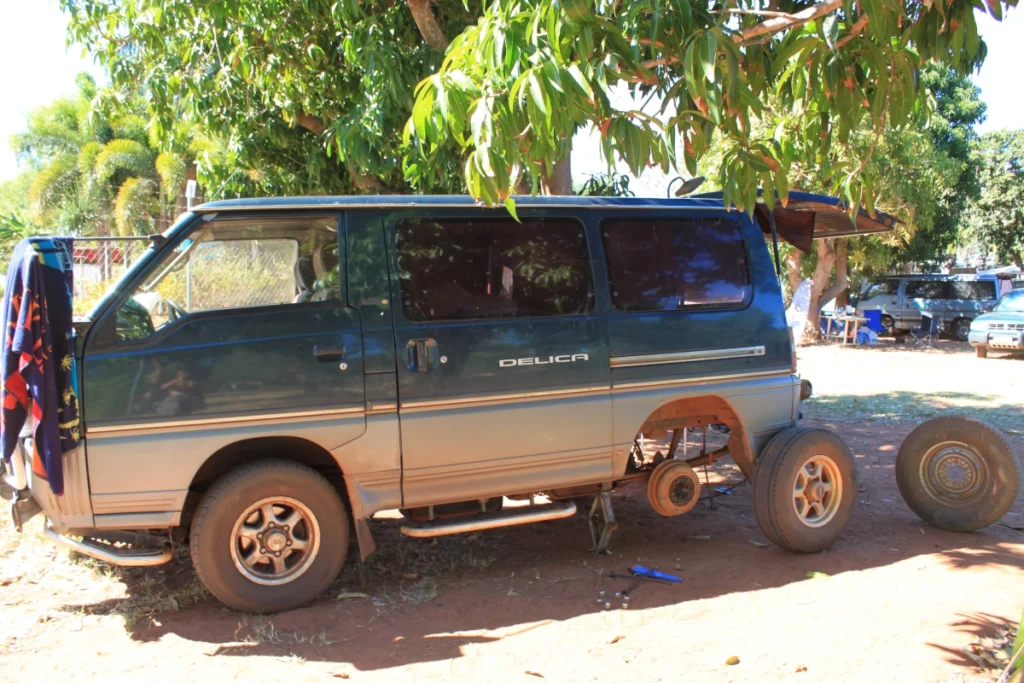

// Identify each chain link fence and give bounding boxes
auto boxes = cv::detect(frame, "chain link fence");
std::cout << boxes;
[73,237,151,317]
[72,236,301,320]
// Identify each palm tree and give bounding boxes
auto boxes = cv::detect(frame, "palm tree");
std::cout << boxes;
[11,73,188,236]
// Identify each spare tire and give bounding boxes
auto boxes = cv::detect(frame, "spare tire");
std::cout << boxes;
[895,417,1020,532]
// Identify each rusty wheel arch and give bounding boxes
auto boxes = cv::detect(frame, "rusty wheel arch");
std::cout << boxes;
[635,395,755,480]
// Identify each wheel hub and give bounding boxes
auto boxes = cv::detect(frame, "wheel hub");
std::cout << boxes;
[920,443,986,504]
[792,455,843,528]
[229,497,321,586]
[263,529,289,553]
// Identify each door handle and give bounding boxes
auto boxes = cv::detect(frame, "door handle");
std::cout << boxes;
[313,344,346,362]
[406,338,439,372]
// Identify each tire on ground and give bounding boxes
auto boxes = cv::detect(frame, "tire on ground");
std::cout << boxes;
[753,427,857,553]
[951,318,971,342]
[190,459,350,612]
[895,416,1019,532]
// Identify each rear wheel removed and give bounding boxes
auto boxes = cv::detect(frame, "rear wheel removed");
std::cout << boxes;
[753,427,857,553]
[896,416,1019,532]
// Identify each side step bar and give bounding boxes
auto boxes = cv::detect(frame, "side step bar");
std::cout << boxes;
[44,525,173,567]
[400,500,577,539]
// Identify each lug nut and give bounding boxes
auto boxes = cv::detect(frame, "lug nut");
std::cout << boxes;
[598,590,606,597]
[603,602,611,610]
[621,603,629,610]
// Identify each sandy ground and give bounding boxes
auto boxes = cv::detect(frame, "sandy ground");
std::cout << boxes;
[1,340,1022,682]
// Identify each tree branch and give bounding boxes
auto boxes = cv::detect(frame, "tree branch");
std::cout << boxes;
[407,0,449,52]
[836,13,870,49]
[733,0,845,44]
[297,110,326,134]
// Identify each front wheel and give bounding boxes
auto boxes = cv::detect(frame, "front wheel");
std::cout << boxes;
[190,459,350,612]
[951,318,971,342]
[753,427,857,553]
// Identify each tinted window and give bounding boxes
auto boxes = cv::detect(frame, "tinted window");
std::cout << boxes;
[904,280,948,299]
[396,217,593,321]
[602,218,750,312]
[951,281,996,300]
[863,280,899,299]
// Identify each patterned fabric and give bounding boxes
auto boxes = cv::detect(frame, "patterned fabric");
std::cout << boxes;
[1,238,80,496]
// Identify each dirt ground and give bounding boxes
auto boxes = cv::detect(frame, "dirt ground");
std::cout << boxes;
[1,340,1022,682]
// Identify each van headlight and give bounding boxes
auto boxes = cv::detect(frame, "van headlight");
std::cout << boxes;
[970,319,988,332]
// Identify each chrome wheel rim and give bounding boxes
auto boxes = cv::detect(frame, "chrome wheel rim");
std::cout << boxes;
[919,441,987,507]
[230,497,321,586]
[792,455,843,528]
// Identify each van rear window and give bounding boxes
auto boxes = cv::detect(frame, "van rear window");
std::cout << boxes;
[396,217,593,321]
[601,218,751,312]
[951,281,996,300]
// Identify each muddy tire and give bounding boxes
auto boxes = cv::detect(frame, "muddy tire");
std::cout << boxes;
[190,459,350,613]
[753,427,857,553]
[895,417,1019,532]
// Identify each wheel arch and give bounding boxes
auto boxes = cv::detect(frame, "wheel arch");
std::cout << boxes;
[181,436,362,550]
[630,394,755,479]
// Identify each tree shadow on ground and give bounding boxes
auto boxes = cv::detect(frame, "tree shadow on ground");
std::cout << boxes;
[53,419,1024,672]
[929,611,1020,677]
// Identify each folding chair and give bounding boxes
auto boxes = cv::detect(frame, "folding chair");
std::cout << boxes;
[910,313,941,348]
[863,310,887,334]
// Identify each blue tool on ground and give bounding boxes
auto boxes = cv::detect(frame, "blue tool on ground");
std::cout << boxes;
[630,565,683,583]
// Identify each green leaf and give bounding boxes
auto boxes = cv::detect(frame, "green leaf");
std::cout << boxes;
[505,196,519,221]
[699,31,717,83]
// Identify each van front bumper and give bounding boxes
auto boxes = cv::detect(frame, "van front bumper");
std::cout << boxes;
[969,330,1024,349]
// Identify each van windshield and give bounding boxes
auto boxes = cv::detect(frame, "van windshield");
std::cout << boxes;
[994,290,1024,312]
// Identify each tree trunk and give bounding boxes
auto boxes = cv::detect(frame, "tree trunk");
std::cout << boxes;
[823,239,850,308]
[407,0,449,51]
[1014,252,1023,271]
[540,156,573,195]
[802,239,845,344]
[784,249,803,304]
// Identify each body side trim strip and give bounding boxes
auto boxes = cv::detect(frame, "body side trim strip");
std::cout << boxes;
[612,369,795,391]
[610,346,765,369]
[87,406,365,435]
[401,385,608,410]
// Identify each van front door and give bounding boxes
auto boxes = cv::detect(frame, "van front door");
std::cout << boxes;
[387,211,612,508]
[81,214,365,520]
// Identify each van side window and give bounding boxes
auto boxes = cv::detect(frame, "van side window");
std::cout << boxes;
[115,217,340,342]
[863,280,899,299]
[951,281,996,300]
[602,218,750,312]
[904,280,948,299]
[396,217,593,321]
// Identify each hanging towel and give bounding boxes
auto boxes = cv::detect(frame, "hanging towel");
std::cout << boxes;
[1,238,79,496]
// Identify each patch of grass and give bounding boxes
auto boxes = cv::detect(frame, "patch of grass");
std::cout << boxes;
[235,616,335,648]
[804,390,1024,434]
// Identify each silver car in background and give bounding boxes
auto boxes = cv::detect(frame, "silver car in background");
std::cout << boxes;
[855,274,1001,341]
[968,289,1024,358]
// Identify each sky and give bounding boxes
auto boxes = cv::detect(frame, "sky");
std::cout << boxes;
[0,0,1021,191]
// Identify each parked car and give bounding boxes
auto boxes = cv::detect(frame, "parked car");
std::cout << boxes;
[968,289,1024,358]
[5,195,860,613]
[855,274,1001,341]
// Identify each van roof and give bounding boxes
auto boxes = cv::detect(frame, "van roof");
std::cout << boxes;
[194,192,896,241]
[194,195,733,212]
[880,273,998,280]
